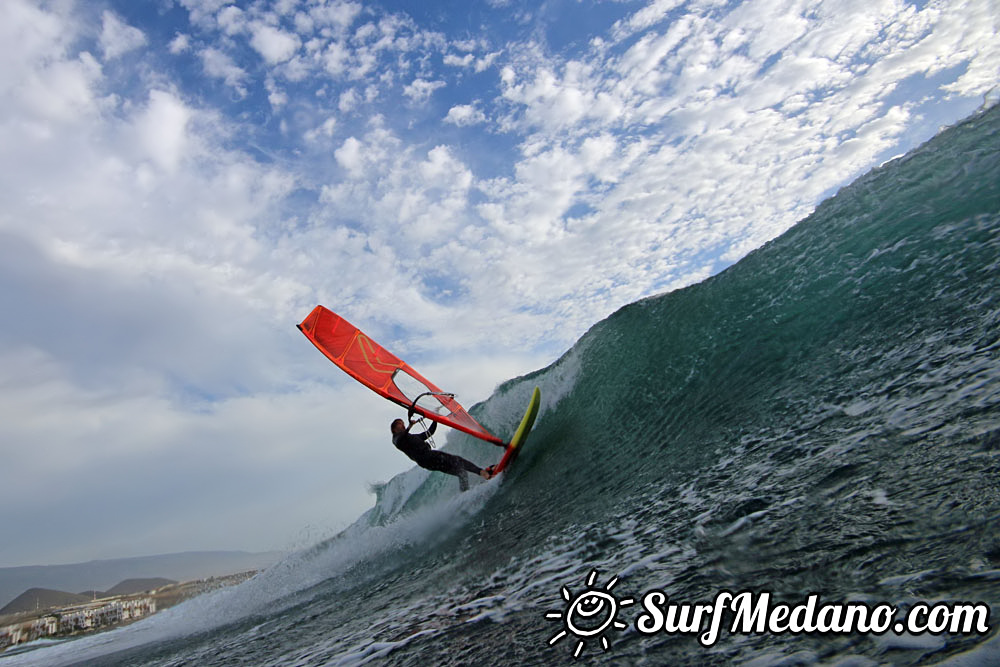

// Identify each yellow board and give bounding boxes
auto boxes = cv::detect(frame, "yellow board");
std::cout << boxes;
[491,386,541,475]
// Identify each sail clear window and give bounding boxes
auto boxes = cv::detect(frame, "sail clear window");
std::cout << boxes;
[391,369,451,415]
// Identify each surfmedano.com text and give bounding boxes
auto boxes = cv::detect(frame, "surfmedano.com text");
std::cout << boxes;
[635,590,991,646]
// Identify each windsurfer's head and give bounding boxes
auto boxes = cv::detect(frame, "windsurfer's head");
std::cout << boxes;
[390,418,406,434]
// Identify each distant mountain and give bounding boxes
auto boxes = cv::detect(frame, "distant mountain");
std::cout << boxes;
[0,551,284,610]
[1,588,91,615]
[103,578,176,597]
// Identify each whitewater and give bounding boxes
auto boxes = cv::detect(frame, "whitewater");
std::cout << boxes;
[4,103,999,666]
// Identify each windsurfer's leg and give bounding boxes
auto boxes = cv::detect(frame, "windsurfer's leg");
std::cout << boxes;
[455,456,482,475]
[444,454,486,489]
[420,451,484,487]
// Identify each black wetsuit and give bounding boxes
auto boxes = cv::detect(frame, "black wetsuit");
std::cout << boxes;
[392,421,482,491]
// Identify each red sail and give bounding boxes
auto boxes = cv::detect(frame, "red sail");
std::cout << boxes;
[297,305,504,445]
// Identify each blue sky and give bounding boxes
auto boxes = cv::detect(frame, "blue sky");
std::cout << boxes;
[0,0,996,567]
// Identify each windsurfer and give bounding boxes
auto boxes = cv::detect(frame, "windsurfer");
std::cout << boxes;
[391,418,493,490]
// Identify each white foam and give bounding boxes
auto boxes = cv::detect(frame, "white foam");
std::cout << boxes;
[933,628,1000,666]
[477,342,583,434]
[328,628,439,666]
[874,631,946,651]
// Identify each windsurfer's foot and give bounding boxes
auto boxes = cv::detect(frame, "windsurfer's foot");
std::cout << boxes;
[481,466,495,480]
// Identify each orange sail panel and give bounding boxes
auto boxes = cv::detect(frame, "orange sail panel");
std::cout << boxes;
[297,305,504,445]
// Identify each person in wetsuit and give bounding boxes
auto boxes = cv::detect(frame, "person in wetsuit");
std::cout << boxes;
[391,417,492,491]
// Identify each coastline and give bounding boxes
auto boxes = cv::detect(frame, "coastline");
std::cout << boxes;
[0,571,257,655]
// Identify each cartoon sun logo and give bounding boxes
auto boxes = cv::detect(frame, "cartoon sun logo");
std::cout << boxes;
[546,569,634,658]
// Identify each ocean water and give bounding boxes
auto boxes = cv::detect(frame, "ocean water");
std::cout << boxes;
[5,104,999,666]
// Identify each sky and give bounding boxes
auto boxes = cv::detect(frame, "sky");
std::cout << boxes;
[0,0,996,568]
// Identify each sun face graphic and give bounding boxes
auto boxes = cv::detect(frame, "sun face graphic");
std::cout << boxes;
[546,570,634,658]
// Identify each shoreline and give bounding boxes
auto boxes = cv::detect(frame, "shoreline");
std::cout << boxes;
[0,571,257,654]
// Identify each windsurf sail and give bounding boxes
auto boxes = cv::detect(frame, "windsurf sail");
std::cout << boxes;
[297,305,505,446]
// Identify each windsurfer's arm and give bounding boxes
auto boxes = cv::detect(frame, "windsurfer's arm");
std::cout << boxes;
[405,408,437,439]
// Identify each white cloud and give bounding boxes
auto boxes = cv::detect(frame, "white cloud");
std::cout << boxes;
[274,0,299,17]
[322,40,350,76]
[0,2,97,124]
[0,347,399,563]
[216,5,246,35]
[320,128,479,286]
[474,51,501,72]
[419,145,472,189]
[135,90,193,172]
[305,116,337,141]
[338,87,359,112]
[200,47,248,94]
[266,77,289,108]
[17,51,103,123]
[444,103,487,126]
[99,10,147,60]
[250,23,301,64]
[0,0,72,82]
[500,61,621,132]
[443,52,474,67]
[444,49,501,73]
[334,135,365,175]
[309,0,363,33]
[180,0,248,31]
[611,0,685,41]
[169,33,191,54]
[294,11,315,35]
[403,77,446,103]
